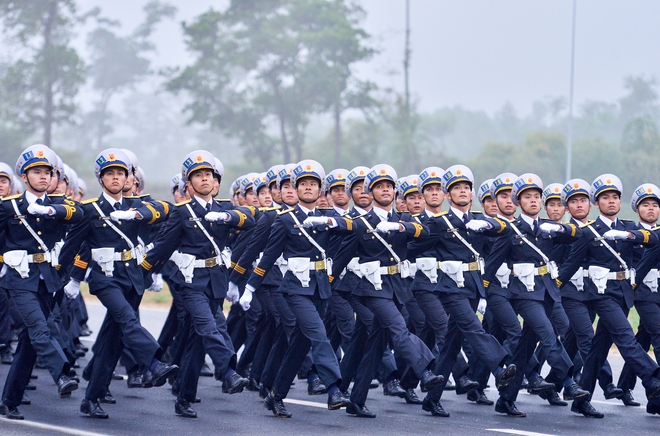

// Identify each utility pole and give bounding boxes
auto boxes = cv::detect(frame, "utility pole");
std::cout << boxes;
[566,0,577,181]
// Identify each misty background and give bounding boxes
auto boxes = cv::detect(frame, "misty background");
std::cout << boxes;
[1,0,659,219]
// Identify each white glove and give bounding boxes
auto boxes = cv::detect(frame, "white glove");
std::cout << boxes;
[27,202,54,216]
[205,211,230,222]
[477,298,487,315]
[465,219,490,232]
[603,230,629,240]
[147,273,163,292]
[226,282,240,304]
[64,279,81,299]
[376,222,401,233]
[240,287,254,311]
[302,217,327,228]
[110,210,138,222]
[539,223,562,233]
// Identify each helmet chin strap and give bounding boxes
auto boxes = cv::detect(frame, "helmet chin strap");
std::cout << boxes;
[373,197,392,208]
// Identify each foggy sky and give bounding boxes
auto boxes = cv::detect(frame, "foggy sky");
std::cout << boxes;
[75,0,660,115]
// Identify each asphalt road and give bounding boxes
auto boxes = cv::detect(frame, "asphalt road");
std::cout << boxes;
[1,303,659,436]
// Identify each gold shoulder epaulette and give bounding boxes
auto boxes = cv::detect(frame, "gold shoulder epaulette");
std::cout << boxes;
[434,211,448,217]
[471,210,482,214]
[49,193,66,198]
[1,193,21,201]
[137,193,149,198]
[215,198,232,202]
[243,205,257,216]
[620,219,634,223]
[82,197,98,205]
[651,225,660,232]
[353,212,370,219]
[318,207,333,210]
[277,207,295,215]
[580,220,595,228]
[176,199,191,206]
[411,213,421,217]
[123,195,140,199]
[260,205,282,212]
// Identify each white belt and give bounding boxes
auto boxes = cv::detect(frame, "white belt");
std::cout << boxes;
[585,265,633,294]
[359,261,401,291]
[416,257,440,283]
[170,251,223,283]
[3,250,57,279]
[341,257,361,279]
[439,260,483,288]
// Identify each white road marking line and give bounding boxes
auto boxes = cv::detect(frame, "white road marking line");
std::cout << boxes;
[283,398,328,409]
[2,418,111,436]
[486,429,557,436]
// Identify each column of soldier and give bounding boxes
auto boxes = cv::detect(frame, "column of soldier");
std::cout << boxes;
[1,144,660,423]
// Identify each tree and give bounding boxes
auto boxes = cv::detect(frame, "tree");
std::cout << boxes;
[0,0,86,147]
[86,1,176,149]
[167,0,375,167]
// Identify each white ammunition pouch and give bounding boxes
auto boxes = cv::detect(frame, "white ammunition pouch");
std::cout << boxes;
[287,257,312,287]
[587,265,610,294]
[416,258,439,283]
[342,257,361,280]
[512,263,536,292]
[359,260,383,291]
[496,263,511,288]
[91,248,118,277]
[52,240,64,268]
[408,262,417,277]
[3,250,30,279]
[399,260,411,279]
[274,254,288,277]
[570,267,585,292]
[170,251,197,283]
[220,246,232,269]
[643,268,659,293]
[440,261,466,288]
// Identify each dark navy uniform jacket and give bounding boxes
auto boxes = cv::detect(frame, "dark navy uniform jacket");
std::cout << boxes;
[410,210,508,299]
[486,216,580,303]
[333,206,367,294]
[59,194,163,296]
[229,206,284,288]
[246,204,352,299]
[143,197,254,299]
[0,192,83,293]
[630,224,660,304]
[332,208,428,304]
[554,217,594,302]
[558,217,655,309]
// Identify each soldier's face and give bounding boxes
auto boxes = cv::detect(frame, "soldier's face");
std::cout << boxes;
[0,176,10,197]
[351,181,372,208]
[280,180,298,206]
[482,197,499,217]
[22,166,52,193]
[330,185,349,207]
[372,181,394,206]
[544,199,565,222]
[422,184,444,208]
[518,189,541,216]
[173,189,186,203]
[296,177,321,204]
[47,172,59,193]
[244,188,260,207]
[317,194,330,208]
[188,169,214,196]
[637,198,660,225]
[269,184,282,204]
[395,195,407,212]
[596,192,621,217]
[496,190,517,217]
[448,182,473,207]
[123,172,135,193]
[567,194,590,220]
[211,178,220,197]
[405,192,425,214]
[257,186,273,207]
[56,178,68,194]
[100,167,127,195]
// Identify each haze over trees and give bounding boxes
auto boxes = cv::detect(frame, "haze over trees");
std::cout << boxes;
[0,0,658,210]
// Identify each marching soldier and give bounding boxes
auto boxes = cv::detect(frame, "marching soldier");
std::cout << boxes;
[58,148,178,419]
[0,145,82,420]
[558,174,660,417]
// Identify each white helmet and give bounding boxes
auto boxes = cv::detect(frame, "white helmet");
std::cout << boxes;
[15,144,56,175]
[135,167,146,190]
[542,183,563,205]
[561,179,590,206]
[292,159,325,187]
[120,149,139,174]
[590,174,622,205]
[240,172,260,196]
[441,165,474,193]
[511,173,543,205]
[399,174,420,198]
[181,150,216,181]
[94,148,132,180]
[418,166,444,192]
[364,164,397,194]
[631,183,660,212]
[345,166,370,195]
